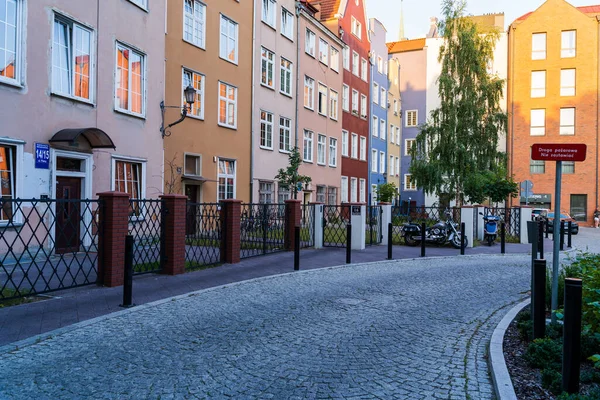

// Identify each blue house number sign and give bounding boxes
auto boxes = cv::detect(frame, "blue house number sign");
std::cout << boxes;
[35,143,50,169]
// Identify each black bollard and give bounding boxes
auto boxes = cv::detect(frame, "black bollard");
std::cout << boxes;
[120,235,134,308]
[545,218,549,239]
[294,226,300,271]
[420,222,426,257]
[346,224,352,264]
[387,223,393,260]
[538,220,544,259]
[501,222,506,254]
[568,221,572,248]
[560,220,565,251]
[562,278,583,394]
[460,222,465,255]
[532,259,546,340]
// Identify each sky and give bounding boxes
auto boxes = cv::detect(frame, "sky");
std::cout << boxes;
[365,0,597,42]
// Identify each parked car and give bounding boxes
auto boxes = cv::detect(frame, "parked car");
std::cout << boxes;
[531,208,548,221]
[546,212,579,234]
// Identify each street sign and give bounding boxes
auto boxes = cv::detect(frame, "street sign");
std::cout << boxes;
[351,206,361,215]
[521,180,534,200]
[531,143,587,162]
[34,143,50,169]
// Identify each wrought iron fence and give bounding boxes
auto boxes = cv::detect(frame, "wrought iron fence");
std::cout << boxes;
[128,199,164,275]
[300,204,315,248]
[0,199,101,301]
[323,205,350,248]
[390,205,461,245]
[185,202,221,270]
[240,203,286,259]
[484,207,520,242]
[366,205,382,246]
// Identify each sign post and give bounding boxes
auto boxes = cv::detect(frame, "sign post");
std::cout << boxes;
[532,143,586,323]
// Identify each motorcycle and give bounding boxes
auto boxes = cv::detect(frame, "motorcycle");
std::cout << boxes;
[480,212,500,246]
[401,211,467,249]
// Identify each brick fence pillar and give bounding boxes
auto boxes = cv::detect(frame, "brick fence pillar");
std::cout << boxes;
[160,194,187,275]
[285,200,302,251]
[97,191,130,287]
[220,199,241,264]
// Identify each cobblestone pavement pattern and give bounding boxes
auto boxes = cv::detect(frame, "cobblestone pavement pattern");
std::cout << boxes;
[0,256,530,399]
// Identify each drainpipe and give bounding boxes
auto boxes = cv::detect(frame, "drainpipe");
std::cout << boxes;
[368,51,374,206]
[249,0,257,202]
[596,17,599,214]
[510,26,515,208]
[294,3,302,200]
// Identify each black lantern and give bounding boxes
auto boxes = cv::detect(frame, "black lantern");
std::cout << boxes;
[160,84,196,138]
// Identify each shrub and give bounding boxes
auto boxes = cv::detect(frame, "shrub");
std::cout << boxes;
[546,268,566,311]
[546,322,564,340]
[541,368,563,394]
[525,338,562,370]
[517,319,533,342]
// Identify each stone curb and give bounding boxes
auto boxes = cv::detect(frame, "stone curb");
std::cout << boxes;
[489,298,530,400]
[0,252,531,356]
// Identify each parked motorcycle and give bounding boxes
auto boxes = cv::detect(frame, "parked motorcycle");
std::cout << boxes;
[401,211,467,249]
[480,212,500,246]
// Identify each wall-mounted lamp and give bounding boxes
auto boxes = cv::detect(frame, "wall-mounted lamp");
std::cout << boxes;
[160,85,196,138]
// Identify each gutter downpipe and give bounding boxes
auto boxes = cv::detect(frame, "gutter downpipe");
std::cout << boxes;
[249,0,257,203]
[294,3,302,200]
[596,17,599,214]
[510,26,515,208]
[369,50,374,206]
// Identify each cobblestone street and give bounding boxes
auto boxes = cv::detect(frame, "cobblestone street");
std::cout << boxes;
[0,255,530,399]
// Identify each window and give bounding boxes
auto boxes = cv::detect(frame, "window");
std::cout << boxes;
[317,134,326,165]
[373,83,379,104]
[52,15,93,101]
[316,186,326,203]
[371,184,377,204]
[380,119,386,140]
[342,84,349,112]
[328,187,337,205]
[377,56,383,73]
[343,46,350,70]
[128,0,147,8]
[562,161,575,174]
[396,157,400,176]
[262,0,276,27]
[371,149,377,172]
[342,130,349,156]
[389,155,395,176]
[351,16,361,39]
[359,136,366,160]
[220,15,238,63]
[330,47,339,72]
[530,159,545,174]
[260,110,274,149]
[405,110,418,127]
[0,0,21,84]
[305,29,316,56]
[531,71,546,98]
[560,108,575,135]
[304,76,314,109]
[404,174,417,191]
[184,0,206,48]
[570,194,586,221]
[278,186,290,203]
[182,69,205,119]
[361,58,367,81]
[560,69,575,96]
[281,7,293,40]
[350,178,358,202]
[303,130,313,162]
[280,57,292,96]
[115,43,145,115]
[396,127,401,144]
[372,116,378,137]
[360,94,367,117]
[218,81,237,128]
[329,89,338,120]
[380,88,386,107]
[351,89,359,113]
[319,39,328,65]
[359,179,366,203]
[394,100,398,114]
[561,30,576,58]
[114,160,144,215]
[260,47,275,89]
[317,83,328,115]
[405,139,415,156]
[390,124,395,144]
[531,33,546,60]
[352,51,359,76]
[530,109,545,136]
[218,159,236,200]
[341,176,349,203]
[380,152,385,174]
[0,144,17,221]
[329,138,337,167]
[279,117,291,152]
[259,182,274,203]
[351,133,358,158]
[184,154,200,176]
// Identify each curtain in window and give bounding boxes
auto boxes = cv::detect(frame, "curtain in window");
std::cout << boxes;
[116,48,129,110]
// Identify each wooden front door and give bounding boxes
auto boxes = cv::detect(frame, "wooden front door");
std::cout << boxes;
[55,177,82,254]
[185,185,199,236]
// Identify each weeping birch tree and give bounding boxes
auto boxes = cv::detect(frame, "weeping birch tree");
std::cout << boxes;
[409,0,509,205]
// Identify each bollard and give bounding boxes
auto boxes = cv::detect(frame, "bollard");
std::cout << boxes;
[500,222,506,254]
[532,259,546,340]
[560,220,565,251]
[387,223,393,260]
[545,218,549,239]
[346,224,352,264]
[120,235,134,308]
[562,278,583,394]
[460,222,465,255]
[567,221,572,248]
[538,220,544,259]
[294,226,300,271]
[420,222,426,257]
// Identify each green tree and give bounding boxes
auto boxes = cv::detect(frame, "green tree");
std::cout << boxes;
[375,183,399,203]
[409,0,508,205]
[274,147,312,200]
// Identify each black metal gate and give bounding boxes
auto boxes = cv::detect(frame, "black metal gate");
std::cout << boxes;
[240,203,286,259]
[484,207,521,241]
[366,205,383,246]
[185,202,221,270]
[128,199,164,275]
[301,204,315,248]
[323,205,350,248]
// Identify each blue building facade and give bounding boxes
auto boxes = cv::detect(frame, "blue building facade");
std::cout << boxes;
[368,19,389,205]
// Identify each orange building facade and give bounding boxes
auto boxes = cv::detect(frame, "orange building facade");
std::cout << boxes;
[508,0,600,224]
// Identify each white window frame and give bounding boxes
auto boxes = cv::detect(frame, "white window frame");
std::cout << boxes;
[389,155,395,176]
[380,88,386,108]
[360,94,367,118]
[281,7,294,40]
[405,139,415,156]
[396,157,400,177]
[404,174,417,191]
[317,83,328,116]
[377,56,383,74]
[396,127,401,144]
[560,107,575,136]
[279,116,291,153]
[280,57,293,97]
[329,137,337,167]
[218,81,238,129]
[220,14,238,64]
[304,75,314,110]
[261,0,276,28]
[351,89,359,114]
[380,151,385,174]
[371,149,377,172]
[329,89,338,120]
[341,176,349,203]
[342,84,349,112]
[184,153,202,177]
[561,30,576,58]
[342,130,349,157]
[330,47,339,72]
[531,71,546,98]
[217,158,236,201]
[560,69,575,97]
[182,68,205,120]
[111,156,147,218]
[373,82,379,105]
[352,51,359,76]
[530,109,545,136]
[0,139,24,225]
[351,133,358,159]
[359,136,367,161]
[115,42,146,117]
[372,116,379,137]
[380,119,386,140]
[305,29,316,57]
[260,110,274,149]
[317,134,327,165]
[259,181,274,204]
[390,124,395,144]
[183,0,206,49]
[359,179,366,203]
[350,178,358,202]
[318,38,329,65]
[361,58,368,81]
[405,110,418,127]
[343,45,350,70]
[128,0,148,10]
[303,130,314,162]
[261,47,275,89]
[351,16,361,39]
[0,0,23,87]
[531,33,546,60]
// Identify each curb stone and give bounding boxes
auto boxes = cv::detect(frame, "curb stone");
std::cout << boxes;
[489,298,530,400]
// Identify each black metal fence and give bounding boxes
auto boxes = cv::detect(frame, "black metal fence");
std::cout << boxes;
[391,205,461,246]
[301,204,315,248]
[240,203,286,259]
[128,199,164,275]
[323,205,350,248]
[366,205,382,246]
[484,207,520,241]
[0,199,101,301]
[185,202,221,270]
